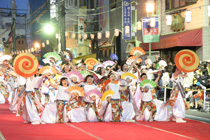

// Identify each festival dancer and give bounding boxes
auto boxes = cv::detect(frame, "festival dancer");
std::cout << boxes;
[165,66,188,123]
[48,77,70,123]
[83,75,101,122]
[22,76,44,125]
[105,73,130,122]
[67,76,86,123]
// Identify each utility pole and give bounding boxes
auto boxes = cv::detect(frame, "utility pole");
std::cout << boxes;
[59,2,66,51]
[95,0,99,60]
[12,17,16,52]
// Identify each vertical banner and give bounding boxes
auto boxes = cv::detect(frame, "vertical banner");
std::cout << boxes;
[122,0,131,40]
[78,16,84,46]
[142,17,159,43]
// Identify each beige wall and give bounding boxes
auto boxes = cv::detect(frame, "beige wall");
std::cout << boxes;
[160,0,204,36]
[158,0,210,61]
[66,26,90,56]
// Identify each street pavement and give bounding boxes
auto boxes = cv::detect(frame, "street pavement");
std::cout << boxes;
[186,109,210,123]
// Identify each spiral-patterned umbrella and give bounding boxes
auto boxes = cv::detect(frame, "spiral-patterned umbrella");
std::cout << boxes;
[13,53,39,77]
[175,49,199,73]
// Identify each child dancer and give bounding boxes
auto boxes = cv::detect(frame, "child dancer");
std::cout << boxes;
[83,75,101,122]
[105,73,129,122]
[48,77,70,123]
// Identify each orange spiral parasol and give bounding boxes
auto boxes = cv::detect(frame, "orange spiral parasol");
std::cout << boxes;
[84,58,99,70]
[175,49,199,73]
[13,53,39,77]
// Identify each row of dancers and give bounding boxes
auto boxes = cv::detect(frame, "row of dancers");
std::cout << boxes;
[0,58,187,125]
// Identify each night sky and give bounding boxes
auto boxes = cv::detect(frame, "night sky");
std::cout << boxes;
[0,0,28,14]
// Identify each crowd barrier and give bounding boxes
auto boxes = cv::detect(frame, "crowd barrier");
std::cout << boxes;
[158,86,210,113]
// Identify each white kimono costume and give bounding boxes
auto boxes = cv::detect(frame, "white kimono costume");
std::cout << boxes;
[83,84,99,122]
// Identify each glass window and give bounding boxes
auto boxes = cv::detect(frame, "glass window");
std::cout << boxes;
[166,0,196,11]
[74,0,77,7]
[105,50,107,57]
[110,0,117,9]
[99,50,103,57]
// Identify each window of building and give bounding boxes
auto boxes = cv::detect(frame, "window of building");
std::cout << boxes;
[99,50,103,57]
[165,0,196,11]
[5,23,11,28]
[109,49,111,56]
[74,0,77,7]
[105,50,107,57]
[22,40,24,44]
[110,0,117,9]
[80,0,86,7]
[19,41,21,44]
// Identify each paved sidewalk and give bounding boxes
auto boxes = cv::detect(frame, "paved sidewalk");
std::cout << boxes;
[186,110,210,123]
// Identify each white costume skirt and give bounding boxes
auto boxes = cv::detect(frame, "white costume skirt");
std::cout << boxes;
[7,85,13,103]
[99,101,112,122]
[68,108,86,123]
[172,93,185,119]
[138,99,169,121]
[120,101,135,122]
[154,99,169,121]
[41,102,57,124]
[22,94,40,122]
[9,89,18,111]
[0,91,5,104]
[86,108,98,122]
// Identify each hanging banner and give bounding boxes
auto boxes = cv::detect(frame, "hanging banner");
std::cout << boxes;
[122,0,131,40]
[142,17,159,43]
[78,16,84,46]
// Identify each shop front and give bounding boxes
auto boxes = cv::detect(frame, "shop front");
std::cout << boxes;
[141,28,202,63]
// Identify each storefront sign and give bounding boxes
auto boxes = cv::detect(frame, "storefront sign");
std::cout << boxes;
[122,0,131,40]
[171,13,185,32]
[78,16,84,46]
[142,17,159,43]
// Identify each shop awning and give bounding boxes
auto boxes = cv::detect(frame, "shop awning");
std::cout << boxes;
[142,28,202,51]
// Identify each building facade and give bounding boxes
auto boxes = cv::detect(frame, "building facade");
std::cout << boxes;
[141,0,210,62]
[0,0,26,54]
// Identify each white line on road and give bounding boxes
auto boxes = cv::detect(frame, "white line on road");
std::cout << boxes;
[0,131,6,140]
[65,123,103,140]
[134,122,198,140]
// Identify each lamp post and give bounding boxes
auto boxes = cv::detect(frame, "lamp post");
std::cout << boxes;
[146,0,155,59]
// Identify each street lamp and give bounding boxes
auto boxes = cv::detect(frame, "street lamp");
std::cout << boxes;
[114,29,119,37]
[166,15,172,25]
[83,33,87,40]
[44,24,54,34]
[42,42,45,47]
[34,42,40,50]
[146,2,154,13]
[105,31,110,38]
[185,10,192,23]
[136,21,142,30]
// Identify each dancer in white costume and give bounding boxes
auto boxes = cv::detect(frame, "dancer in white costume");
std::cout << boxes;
[22,76,42,125]
[43,77,70,123]
[83,75,101,122]
[165,66,188,123]
[67,77,86,123]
